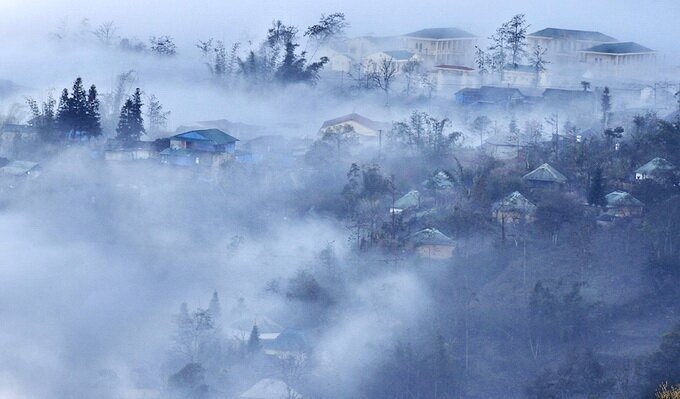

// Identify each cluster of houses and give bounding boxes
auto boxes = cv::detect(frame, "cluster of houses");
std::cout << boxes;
[386,157,677,261]
[325,26,656,91]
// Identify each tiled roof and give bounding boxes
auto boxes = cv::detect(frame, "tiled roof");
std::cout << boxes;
[529,28,616,42]
[581,42,654,54]
[404,27,475,39]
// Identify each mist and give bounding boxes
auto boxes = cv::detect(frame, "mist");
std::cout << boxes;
[1,1,680,399]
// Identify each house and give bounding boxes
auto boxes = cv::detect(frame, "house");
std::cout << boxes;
[542,88,596,116]
[327,52,354,73]
[455,86,526,108]
[390,190,421,214]
[319,113,390,138]
[634,157,676,181]
[104,140,157,161]
[344,35,403,60]
[527,28,617,65]
[605,190,644,217]
[402,28,477,67]
[409,228,456,259]
[239,378,300,399]
[482,135,528,159]
[433,65,479,92]
[522,163,567,190]
[160,128,238,167]
[501,64,549,87]
[492,191,536,223]
[0,160,40,178]
[364,50,418,71]
[579,42,656,70]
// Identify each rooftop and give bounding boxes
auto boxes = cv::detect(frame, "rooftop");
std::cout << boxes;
[635,157,675,175]
[393,190,421,210]
[320,113,389,132]
[528,28,616,42]
[581,42,654,54]
[380,50,416,60]
[0,160,39,176]
[410,228,455,246]
[172,128,239,145]
[435,64,475,71]
[239,378,299,399]
[606,190,644,207]
[522,163,567,183]
[492,191,536,213]
[404,27,475,40]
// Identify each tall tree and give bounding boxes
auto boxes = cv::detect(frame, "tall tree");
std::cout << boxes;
[26,92,57,142]
[368,57,398,106]
[85,84,102,138]
[145,94,170,134]
[116,88,145,142]
[504,14,529,67]
[529,44,549,87]
[247,324,261,353]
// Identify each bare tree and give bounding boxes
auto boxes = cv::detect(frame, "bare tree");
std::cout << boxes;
[277,352,307,399]
[401,59,421,96]
[529,44,549,87]
[94,21,118,46]
[368,58,398,106]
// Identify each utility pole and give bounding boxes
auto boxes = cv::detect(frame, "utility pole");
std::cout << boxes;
[378,129,382,160]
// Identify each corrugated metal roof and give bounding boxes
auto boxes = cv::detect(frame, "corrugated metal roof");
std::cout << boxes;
[172,128,239,145]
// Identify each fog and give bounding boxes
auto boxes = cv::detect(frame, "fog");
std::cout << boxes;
[1,1,680,399]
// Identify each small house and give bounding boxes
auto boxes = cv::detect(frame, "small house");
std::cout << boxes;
[605,190,644,217]
[402,27,478,67]
[634,157,675,181]
[455,86,526,108]
[319,113,390,138]
[409,228,455,260]
[390,190,421,214]
[433,65,479,93]
[492,191,536,223]
[501,64,549,87]
[364,50,418,72]
[160,128,238,167]
[104,140,157,161]
[522,163,567,190]
[239,378,300,399]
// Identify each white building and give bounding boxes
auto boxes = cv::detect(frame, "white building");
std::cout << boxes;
[402,28,478,67]
[527,28,617,65]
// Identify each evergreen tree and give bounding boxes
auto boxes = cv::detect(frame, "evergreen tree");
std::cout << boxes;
[85,84,102,138]
[55,88,71,135]
[587,167,606,207]
[247,324,261,353]
[116,88,145,142]
[70,77,89,135]
[26,92,57,142]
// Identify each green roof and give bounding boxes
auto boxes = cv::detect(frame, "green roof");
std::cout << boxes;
[582,42,654,54]
[635,157,675,175]
[404,28,475,40]
[410,228,455,246]
[172,128,239,145]
[605,190,643,208]
[522,163,567,183]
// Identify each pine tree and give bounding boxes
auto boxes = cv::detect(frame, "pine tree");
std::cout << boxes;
[116,88,145,142]
[55,88,71,135]
[70,77,89,135]
[247,324,261,353]
[86,84,102,138]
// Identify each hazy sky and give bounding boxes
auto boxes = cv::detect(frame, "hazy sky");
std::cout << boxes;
[1,0,679,58]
